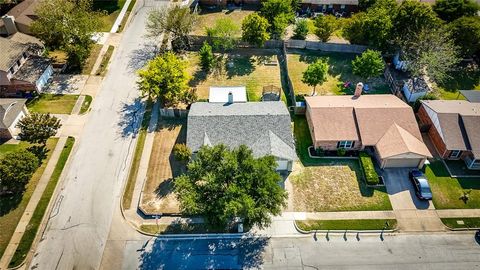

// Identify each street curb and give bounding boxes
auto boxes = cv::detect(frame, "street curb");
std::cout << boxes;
[293,220,398,234]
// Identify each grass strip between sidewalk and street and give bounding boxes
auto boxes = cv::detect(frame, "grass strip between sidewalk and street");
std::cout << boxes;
[122,100,153,210]
[296,219,397,231]
[96,45,115,76]
[80,95,93,115]
[441,218,480,229]
[8,137,75,268]
[117,0,137,33]
[140,224,231,235]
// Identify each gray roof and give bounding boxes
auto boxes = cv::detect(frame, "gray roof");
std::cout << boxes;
[437,113,470,151]
[187,102,297,161]
[0,37,28,71]
[0,98,26,129]
[460,90,480,103]
[13,55,51,84]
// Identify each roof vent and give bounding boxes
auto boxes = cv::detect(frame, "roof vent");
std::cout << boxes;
[227,91,233,104]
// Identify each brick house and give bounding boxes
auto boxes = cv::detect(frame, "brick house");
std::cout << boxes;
[305,94,432,169]
[418,100,480,170]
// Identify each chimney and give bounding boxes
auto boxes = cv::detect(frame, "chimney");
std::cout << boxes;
[354,82,363,98]
[227,91,233,104]
[2,15,18,36]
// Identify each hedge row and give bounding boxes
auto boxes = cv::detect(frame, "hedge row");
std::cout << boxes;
[360,152,379,185]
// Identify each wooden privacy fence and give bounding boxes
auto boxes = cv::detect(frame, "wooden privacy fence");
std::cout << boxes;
[159,108,188,118]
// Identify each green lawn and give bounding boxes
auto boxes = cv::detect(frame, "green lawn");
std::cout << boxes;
[122,100,153,210]
[96,45,115,76]
[435,64,480,100]
[9,137,75,268]
[296,219,397,231]
[287,49,391,97]
[441,218,480,229]
[27,94,79,114]
[0,138,58,259]
[82,44,103,75]
[94,0,127,32]
[0,141,30,159]
[192,9,253,37]
[117,0,137,33]
[423,160,480,209]
[186,49,286,102]
[80,95,93,115]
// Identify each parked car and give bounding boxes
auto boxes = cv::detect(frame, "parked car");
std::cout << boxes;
[409,170,433,200]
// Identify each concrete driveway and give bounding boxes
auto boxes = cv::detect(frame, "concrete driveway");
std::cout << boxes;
[382,168,445,232]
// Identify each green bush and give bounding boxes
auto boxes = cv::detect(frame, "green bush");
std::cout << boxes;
[173,143,191,163]
[360,152,379,185]
[337,148,346,156]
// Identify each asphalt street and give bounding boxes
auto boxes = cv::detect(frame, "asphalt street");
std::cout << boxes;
[123,233,480,270]
[29,1,166,269]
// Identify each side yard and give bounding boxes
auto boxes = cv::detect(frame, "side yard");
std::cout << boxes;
[191,9,254,37]
[434,64,480,100]
[185,49,286,102]
[140,118,186,215]
[287,49,390,97]
[27,94,79,114]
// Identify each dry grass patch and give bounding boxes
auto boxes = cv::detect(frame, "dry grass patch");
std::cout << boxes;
[290,159,391,212]
[141,118,186,214]
[185,49,285,102]
[192,9,254,36]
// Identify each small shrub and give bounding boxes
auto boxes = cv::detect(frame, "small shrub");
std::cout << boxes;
[360,152,379,185]
[199,41,214,72]
[173,143,191,163]
[315,147,325,157]
[337,148,346,156]
[293,19,309,40]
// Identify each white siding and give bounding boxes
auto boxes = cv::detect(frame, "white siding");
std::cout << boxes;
[423,105,444,141]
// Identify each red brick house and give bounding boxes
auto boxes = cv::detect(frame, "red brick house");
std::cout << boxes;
[418,100,480,170]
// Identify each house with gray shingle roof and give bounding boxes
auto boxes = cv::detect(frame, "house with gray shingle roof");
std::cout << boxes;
[187,101,296,171]
[0,37,53,97]
[0,98,28,140]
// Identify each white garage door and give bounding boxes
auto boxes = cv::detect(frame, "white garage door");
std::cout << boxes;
[383,158,422,168]
[276,160,289,171]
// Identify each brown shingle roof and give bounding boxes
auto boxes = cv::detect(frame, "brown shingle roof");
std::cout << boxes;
[0,0,39,29]
[307,107,359,141]
[0,37,28,71]
[376,124,432,159]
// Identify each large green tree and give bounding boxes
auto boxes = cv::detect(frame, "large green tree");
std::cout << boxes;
[314,15,337,42]
[449,16,480,58]
[16,113,61,146]
[260,0,295,39]
[174,144,287,229]
[352,50,385,81]
[31,0,103,68]
[433,0,479,22]
[137,52,191,106]
[302,59,329,96]
[146,6,198,50]
[0,150,39,193]
[241,13,270,47]
[393,0,442,42]
[206,18,239,51]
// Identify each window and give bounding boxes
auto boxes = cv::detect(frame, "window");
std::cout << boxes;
[337,141,354,149]
[449,150,461,159]
[340,4,345,9]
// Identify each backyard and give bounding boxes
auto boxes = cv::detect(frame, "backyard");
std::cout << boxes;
[185,49,286,102]
[435,63,480,100]
[27,94,79,114]
[287,49,391,97]
[424,160,480,209]
[94,0,127,32]
[140,118,186,215]
[191,9,254,37]
[0,139,58,259]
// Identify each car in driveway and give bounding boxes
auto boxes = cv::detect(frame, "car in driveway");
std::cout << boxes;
[409,170,433,200]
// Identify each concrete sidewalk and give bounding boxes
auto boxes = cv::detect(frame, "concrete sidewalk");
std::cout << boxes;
[0,137,68,269]
[437,209,480,218]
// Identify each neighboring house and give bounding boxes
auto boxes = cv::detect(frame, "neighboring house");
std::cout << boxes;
[460,90,480,103]
[418,100,480,170]
[186,101,297,172]
[0,98,28,140]
[305,94,432,168]
[0,0,40,36]
[402,77,430,102]
[0,37,53,97]
[208,86,247,103]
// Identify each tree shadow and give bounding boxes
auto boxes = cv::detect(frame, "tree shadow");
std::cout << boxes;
[189,69,207,87]
[128,42,159,72]
[225,54,255,78]
[0,193,23,217]
[436,62,480,91]
[139,234,269,269]
[27,145,49,161]
[117,98,144,137]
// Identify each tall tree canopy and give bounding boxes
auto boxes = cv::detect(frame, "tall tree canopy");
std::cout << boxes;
[433,0,479,22]
[146,6,198,49]
[302,59,329,96]
[241,13,270,47]
[137,52,192,106]
[174,144,287,229]
[17,113,61,146]
[393,0,442,42]
[260,0,295,39]
[206,18,239,51]
[31,0,103,67]
[314,15,337,42]
[449,16,480,58]
[352,50,385,80]
[0,149,39,193]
